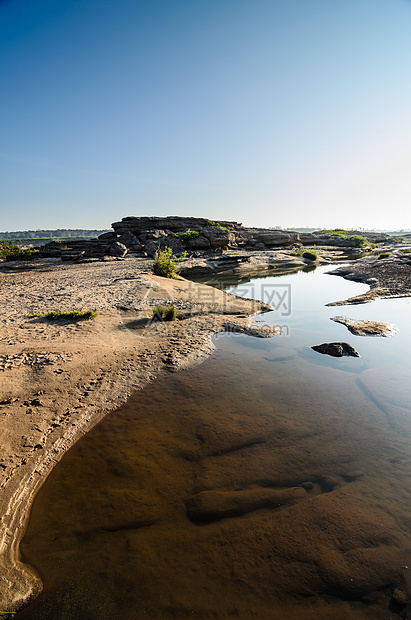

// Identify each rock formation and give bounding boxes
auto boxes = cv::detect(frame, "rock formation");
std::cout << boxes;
[31,216,394,262]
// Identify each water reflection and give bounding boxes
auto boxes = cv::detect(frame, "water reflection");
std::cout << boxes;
[18,267,411,619]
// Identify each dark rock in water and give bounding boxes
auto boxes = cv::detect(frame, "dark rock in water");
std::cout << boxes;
[312,342,360,357]
[109,241,127,257]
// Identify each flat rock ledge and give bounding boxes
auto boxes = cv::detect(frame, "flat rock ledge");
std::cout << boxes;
[311,342,360,358]
[327,253,411,305]
[331,316,398,337]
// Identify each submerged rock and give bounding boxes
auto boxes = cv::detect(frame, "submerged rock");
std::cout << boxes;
[331,315,398,337]
[186,486,308,522]
[312,342,360,357]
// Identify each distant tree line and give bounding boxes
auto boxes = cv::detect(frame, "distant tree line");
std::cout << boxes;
[0,229,110,240]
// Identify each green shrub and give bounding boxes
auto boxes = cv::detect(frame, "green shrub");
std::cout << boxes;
[164,306,179,321]
[152,247,187,279]
[302,251,317,261]
[378,252,391,259]
[205,220,228,231]
[401,249,411,253]
[152,305,165,320]
[0,241,38,261]
[152,305,179,321]
[26,310,97,320]
[174,230,201,244]
[346,235,368,248]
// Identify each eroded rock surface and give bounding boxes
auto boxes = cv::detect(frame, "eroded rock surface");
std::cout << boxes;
[331,315,398,337]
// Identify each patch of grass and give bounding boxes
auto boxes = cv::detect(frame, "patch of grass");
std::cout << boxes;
[346,235,369,248]
[26,310,97,320]
[302,251,317,261]
[315,230,370,248]
[377,252,391,259]
[205,220,228,231]
[174,230,201,244]
[152,305,180,321]
[152,247,187,279]
[401,249,411,253]
[0,241,38,261]
[291,246,318,258]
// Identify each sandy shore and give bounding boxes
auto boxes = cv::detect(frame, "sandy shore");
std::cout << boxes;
[0,249,410,615]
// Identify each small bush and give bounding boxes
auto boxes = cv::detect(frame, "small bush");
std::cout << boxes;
[152,305,179,321]
[174,230,201,244]
[152,305,165,320]
[164,306,179,321]
[302,251,317,261]
[378,252,391,259]
[0,241,38,261]
[401,249,411,253]
[152,247,187,279]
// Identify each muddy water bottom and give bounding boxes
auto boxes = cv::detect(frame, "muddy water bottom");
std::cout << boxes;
[18,269,411,619]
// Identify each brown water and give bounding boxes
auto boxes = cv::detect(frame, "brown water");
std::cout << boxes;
[18,267,411,619]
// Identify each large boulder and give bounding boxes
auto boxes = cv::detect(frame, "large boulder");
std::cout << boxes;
[186,235,211,250]
[202,227,235,248]
[98,231,117,241]
[159,237,185,255]
[109,241,128,257]
[246,229,299,247]
[143,240,159,257]
[117,231,140,248]
[146,229,169,240]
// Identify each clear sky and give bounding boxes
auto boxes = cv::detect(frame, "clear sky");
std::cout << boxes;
[1,0,411,231]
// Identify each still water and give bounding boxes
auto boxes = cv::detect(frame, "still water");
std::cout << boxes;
[18,266,411,619]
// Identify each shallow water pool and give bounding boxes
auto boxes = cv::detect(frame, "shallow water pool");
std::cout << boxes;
[18,266,411,619]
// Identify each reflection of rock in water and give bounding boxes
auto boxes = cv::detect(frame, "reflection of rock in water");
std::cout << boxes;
[19,339,410,619]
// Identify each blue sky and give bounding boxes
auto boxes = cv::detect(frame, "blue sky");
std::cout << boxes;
[1,0,411,231]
